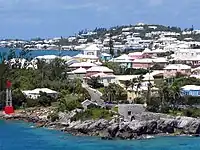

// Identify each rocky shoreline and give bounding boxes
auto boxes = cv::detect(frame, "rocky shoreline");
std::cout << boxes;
[1,108,200,140]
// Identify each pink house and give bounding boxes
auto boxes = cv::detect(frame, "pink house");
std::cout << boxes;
[132,58,153,69]
[128,52,144,60]
[164,64,191,78]
[133,57,168,69]
[85,66,114,77]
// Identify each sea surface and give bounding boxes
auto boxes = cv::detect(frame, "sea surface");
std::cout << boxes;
[0,48,81,58]
[0,120,200,150]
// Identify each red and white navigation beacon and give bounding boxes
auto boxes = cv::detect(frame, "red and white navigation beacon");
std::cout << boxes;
[4,80,14,114]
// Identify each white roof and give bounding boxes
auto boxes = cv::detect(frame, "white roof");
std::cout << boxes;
[115,75,139,81]
[110,54,132,63]
[128,52,143,56]
[143,74,154,81]
[193,66,200,71]
[23,88,57,94]
[143,48,152,53]
[72,67,87,74]
[153,57,168,63]
[181,85,200,91]
[101,53,111,57]
[73,54,98,59]
[91,73,115,78]
[95,61,103,66]
[164,64,191,70]
[87,66,113,73]
[61,55,72,60]
[84,44,100,51]
[69,62,97,68]
[133,58,153,63]
[36,55,58,60]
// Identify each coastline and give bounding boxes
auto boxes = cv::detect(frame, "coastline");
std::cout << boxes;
[1,108,200,140]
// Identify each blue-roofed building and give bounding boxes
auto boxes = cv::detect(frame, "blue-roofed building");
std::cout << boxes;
[181,85,200,97]
[101,53,112,62]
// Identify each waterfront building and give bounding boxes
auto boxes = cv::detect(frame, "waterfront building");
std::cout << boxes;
[181,85,200,97]
[22,88,58,99]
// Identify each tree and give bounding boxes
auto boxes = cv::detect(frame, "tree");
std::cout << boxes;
[103,62,121,75]
[87,77,104,89]
[7,49,16,60]
[109,33,114,57]
[37,92,52,107]
[12,89,27,108]
[101,83,127,103]
[136,75,144,97]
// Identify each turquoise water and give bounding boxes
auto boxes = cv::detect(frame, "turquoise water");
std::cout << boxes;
[0,120,200,150]
[0,48,81,58]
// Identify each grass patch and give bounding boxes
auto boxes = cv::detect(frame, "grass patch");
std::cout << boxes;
[98,87,105,93]
[71,108,115,121]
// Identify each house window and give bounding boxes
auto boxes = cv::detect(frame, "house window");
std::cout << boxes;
[128,111,131,116]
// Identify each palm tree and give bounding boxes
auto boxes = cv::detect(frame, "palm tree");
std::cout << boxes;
[109,33,114,57]
[136,75,143,97]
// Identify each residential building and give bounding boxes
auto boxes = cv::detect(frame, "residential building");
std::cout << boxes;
[164,64,191,78]
[181,85,200,97]
[118,104,146,121]
[132,57,167,69]
[83,44,101,57]
[86,66,114,77]
[101,53,112,62]
[22,88,58,99]
[91,73,117,86]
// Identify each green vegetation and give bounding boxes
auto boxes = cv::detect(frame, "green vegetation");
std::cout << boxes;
[101,83,127,103]
[71,108,115,121]
[145,76,200,118]
[87,77,104,89]
[0,51,90,111]
[103,62,121,75]
[124,68,149,75]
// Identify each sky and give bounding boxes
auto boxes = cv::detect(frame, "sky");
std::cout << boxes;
[0,0,200,39]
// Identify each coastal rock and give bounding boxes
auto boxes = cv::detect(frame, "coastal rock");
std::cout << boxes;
[88,119,110,131]
[107,123,119,137]
[176,116,195,129]
[183,120,200,135]
[146,120,158,134]
[157,119,177,134]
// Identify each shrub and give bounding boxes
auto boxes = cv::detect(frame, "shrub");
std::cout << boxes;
[183,108,200,118]
[48,112,59,122]
[71,108,114,121]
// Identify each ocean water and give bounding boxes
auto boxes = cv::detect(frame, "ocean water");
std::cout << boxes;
[0,48,81,58]
[0,120,200,150]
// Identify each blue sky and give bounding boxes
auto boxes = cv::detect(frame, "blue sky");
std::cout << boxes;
[0,0,199,39]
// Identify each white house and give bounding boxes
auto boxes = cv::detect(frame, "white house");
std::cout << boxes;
[83,44,101,57]
[91,73,117,86]
[22,88,58,99]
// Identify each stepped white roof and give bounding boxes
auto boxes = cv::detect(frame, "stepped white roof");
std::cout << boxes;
[35,55,58,60]
[110,54,132,63]
[128,52,143,56]
[101,53,111,57]
[72,67,87,74]
[23,88,57,95]
[91,72,115,78]
[69,62,97,68]
[84,44,100,51]
[181,85,200,91]
[61,55,72,60]
[87,66,113,73]
[164,64,191,70]
[73,54,98,59]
